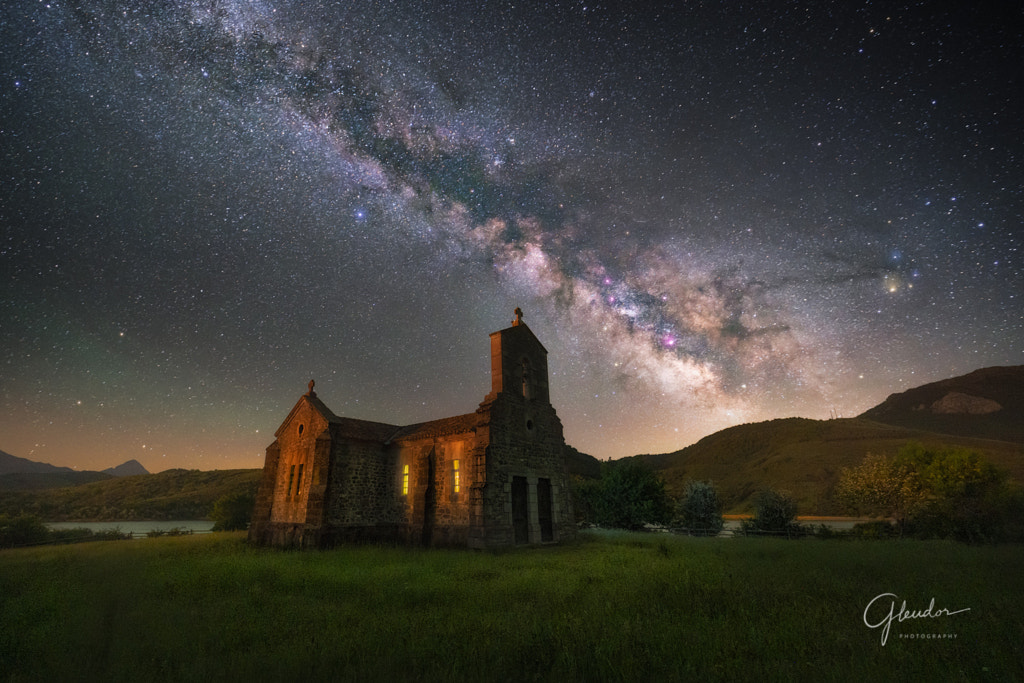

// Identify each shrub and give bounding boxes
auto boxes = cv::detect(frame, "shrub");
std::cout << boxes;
[0,514,50,548]
[837,443,1021,542]
[676,480,724,536]
[849,520,898,539]
[575,460,673,530]
[211,492,256,531]
[748,488,799,535]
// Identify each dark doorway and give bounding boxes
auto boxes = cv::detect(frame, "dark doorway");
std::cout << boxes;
[512,476,529,544]
[537,478,553,542]
[422,451,436,546]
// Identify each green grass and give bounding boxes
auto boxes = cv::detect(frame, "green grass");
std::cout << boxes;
[2,531,1022,682]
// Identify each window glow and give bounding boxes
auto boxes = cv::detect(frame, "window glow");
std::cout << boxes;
[402,464,409,496]
[453,459,460,493]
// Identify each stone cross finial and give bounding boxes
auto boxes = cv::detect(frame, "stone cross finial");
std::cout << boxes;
[513,307,524,326]
[307,379,316,397]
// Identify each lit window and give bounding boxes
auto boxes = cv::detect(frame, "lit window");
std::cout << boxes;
[295,463,305,498]
[402,464,409,496]
[452,459,460,494]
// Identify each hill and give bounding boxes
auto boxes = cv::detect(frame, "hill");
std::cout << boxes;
[859,365,1024,442]
[565,444,601,479]
[0,450,151,490]
[0,468,263,521]
[103,459,150,477]
[0,449,75,476]
[626,365,1024,514]
[0,471,114,491]
[632,417,1024,514]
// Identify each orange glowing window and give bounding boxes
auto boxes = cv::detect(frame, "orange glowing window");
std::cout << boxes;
[402,464,409,496]
[452,459,460,494]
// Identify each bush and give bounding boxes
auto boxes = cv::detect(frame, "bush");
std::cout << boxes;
[211,492,256,531]
[746,488,800,536]
[837,443,1022,542]
[849,520,898,539]
[676,480,724,536]
[574,460,673,530]
[0,514,50,548]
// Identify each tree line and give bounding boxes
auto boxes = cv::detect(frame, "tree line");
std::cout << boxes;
[573,443,1024,542]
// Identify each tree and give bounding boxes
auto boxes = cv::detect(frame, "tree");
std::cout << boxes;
[210,492,255,531]
[677,480,724,536]
[837,443,1013,541]
[835,452,927,526]
[750,488,798,534]
[577,460,673,530]
[0,514,50,548]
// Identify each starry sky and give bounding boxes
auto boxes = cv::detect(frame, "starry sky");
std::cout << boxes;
[2,1,1021,472]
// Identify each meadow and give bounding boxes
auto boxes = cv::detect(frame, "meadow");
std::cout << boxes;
[1,531,1021,682]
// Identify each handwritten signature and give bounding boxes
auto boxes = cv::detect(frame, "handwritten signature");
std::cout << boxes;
[863,593,970,645]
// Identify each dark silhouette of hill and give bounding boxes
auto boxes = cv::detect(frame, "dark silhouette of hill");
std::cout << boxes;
[0,450,150,490]
[859,365,1024,442]
[629,366,1024,514]
[0,449,75,476]
[0,468,263,521]
[103,459,150,477]
[0,471,114,491]
[565,444,601,479]
[631,417,1024,514]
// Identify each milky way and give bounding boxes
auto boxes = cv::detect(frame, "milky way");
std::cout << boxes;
[2,1,1021,469]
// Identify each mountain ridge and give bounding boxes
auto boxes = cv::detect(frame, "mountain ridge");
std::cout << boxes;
[0,451,150,490]
[623,365,1024,513]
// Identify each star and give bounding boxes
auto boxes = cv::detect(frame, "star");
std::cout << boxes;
[0,0,1019,469]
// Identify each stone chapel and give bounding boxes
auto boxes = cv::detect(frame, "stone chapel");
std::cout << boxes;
[248,309,575,548]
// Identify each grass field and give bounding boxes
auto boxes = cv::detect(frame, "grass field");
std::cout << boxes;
[2,531,1021,681]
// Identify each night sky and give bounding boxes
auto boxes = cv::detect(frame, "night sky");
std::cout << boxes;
[2,1,1021,472]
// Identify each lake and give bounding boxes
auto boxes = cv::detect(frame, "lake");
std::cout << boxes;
[47,520,216,537]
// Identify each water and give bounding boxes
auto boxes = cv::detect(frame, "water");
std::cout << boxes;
[47,520,216,537]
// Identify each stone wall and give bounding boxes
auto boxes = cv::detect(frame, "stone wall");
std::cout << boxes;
[470,393,575,548]
[394,434,477,546]
[325,440,404,527]
[268,400,331,525]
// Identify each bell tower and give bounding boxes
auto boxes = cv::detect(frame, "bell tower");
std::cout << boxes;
[483,308,550,405]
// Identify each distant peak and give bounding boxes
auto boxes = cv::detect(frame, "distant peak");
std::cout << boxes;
[103,459,150,477]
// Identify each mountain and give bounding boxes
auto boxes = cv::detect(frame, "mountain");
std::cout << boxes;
[628,366,1024,514]
[565,444,601,479]
[0,471,114,491]
[859,365,1024,442]
[0,449,75,476]
[103,460,150,477]
[0,451,145,490]
[632,417,1024,514]
[0,468,263,521]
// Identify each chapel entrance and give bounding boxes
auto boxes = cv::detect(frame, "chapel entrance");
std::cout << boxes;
[537,477,553,542]
[511,476,529,544]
